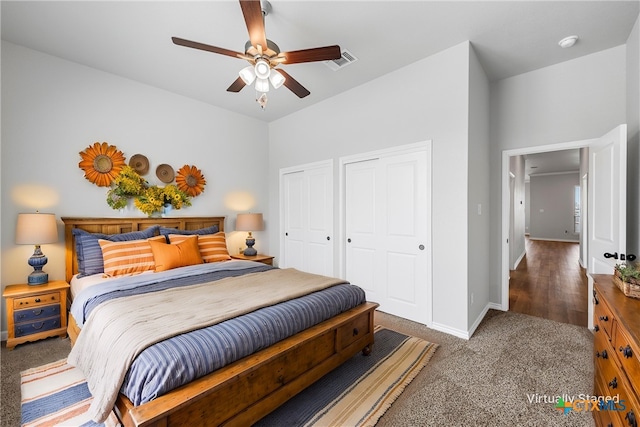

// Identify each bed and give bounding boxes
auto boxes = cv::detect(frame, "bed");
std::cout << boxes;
[61,216,378,427]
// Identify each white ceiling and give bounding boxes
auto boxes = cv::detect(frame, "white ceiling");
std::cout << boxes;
[524,149,581,181]
[2,1,638,123]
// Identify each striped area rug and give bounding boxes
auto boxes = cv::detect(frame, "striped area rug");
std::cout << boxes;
[20,360,119,427]
[21,327,437,427]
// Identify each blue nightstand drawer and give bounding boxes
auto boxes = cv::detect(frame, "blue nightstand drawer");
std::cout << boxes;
[14,304,60,323]
[15,317,61,337]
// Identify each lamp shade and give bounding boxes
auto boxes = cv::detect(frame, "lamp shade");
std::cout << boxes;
[236,213,264,232]
[16,213,58,245]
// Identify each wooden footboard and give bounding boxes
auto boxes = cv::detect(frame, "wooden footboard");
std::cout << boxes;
[110,302,378,427]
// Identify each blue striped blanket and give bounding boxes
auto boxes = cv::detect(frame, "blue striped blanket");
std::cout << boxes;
[70,262,366,413]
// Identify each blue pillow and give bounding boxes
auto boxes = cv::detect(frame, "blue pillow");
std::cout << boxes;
[159,225,219,237]
[72,225,160,277]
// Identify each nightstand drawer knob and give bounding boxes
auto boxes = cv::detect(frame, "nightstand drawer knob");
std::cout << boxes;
[35,298,41,303]
[596,350,608,359]
[608,377,618,389]
[599,315,609,322]
[625,409,636,427]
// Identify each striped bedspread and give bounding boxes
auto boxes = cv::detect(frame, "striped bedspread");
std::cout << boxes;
[69,263,366,423]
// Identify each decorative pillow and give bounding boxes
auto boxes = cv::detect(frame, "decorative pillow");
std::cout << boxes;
[149,235,203,272]
[73,226,160,277]
[169,232,232,263]
[98,236,165,277]
[159,225,219,237]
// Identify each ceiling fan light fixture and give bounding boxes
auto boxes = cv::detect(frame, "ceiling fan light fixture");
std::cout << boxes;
[255,77,270,93]
[254,59,271,80]
[239,65,256,85]
[269,69,285,89]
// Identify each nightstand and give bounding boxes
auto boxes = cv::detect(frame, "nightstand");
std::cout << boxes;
[231,253,274,266]
[3,280,69,350]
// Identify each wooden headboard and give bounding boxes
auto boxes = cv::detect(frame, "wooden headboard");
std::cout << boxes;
[61,216,225,283]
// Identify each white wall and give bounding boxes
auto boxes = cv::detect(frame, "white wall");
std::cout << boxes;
[529,173,580,241]
[467,45,491,330]
[1,42,270,333]
[489,45,627,303]
[509,155,526,268]
[269,42,472,335]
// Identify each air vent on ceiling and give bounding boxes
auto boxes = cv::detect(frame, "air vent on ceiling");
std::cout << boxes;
[325,49,358,71]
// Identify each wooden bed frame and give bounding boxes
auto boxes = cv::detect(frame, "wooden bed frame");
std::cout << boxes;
[62,216,378,427]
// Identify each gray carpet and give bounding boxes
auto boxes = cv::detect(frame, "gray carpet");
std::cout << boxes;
[1,309,594,426]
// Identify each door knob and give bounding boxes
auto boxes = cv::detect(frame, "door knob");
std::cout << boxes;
[347,238,352,243]
[604,252,618,259]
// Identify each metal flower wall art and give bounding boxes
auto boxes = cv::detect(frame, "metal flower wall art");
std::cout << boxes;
[78,142,206,216]
[176,165,207,197]
[78,142,126,187]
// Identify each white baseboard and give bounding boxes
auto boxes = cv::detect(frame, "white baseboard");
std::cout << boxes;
[1,330,7,342]
[430,322,471,340]
[528,237,579,243]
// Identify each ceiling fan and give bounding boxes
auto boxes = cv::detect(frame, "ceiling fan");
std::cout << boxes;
[172,0,342,108]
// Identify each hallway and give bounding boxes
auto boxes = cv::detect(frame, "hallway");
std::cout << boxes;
[509,238,588,327]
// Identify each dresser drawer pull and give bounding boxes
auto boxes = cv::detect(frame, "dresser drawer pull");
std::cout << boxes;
[619,345,633,358]
[353,328,359,336]
[599,315,609,322]
[593,325,600,332]
[608,377,618,389]
[32,322,45,330]
[625,409,637,427]
[596,350,608,359]
[34,298,41,303]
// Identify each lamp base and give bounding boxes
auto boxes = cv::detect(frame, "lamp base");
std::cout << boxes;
[27,246,49,285]
[243,236,257,256]
[28,271,49,286]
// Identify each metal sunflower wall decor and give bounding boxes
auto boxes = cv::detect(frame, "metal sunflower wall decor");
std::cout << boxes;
[78,142,126,187]
[78,142,207,216]
[176,165,206,197]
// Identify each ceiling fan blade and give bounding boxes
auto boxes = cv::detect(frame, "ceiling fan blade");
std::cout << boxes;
[279,45,341,64]
[278,69,311,98]
[227,76,246,93]
[239,0,268,52]
[172,37,244,59]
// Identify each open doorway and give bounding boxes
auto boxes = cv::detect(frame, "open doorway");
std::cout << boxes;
[501,141,591,326]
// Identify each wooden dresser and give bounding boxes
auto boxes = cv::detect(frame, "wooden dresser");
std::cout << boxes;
[593,274,640,427]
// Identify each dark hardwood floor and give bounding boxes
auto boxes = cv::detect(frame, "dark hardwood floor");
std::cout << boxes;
[509,237,588,327]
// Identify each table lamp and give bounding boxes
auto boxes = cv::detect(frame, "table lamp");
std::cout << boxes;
[236,213,264,256]
[15,212,58,285]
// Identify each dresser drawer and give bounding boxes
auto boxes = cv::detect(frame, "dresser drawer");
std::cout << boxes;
[613,324,640,397]
[15,317,61,337]
[13,292,60,309]
[14,304,60,323]
[594,290,615,339]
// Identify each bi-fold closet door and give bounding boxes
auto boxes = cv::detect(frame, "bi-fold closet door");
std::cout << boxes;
[342,144,431,325]
[280,160,334,277]
[279,142,431,325]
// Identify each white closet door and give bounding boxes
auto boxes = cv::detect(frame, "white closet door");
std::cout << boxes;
[283,171,305,271]
[345,148,430,324]
[281,162,333,276]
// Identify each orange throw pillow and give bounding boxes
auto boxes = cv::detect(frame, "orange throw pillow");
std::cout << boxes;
[169,232,231,263]
[149,235,203,272]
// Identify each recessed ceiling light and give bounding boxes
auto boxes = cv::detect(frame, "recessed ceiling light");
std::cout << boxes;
[558,35,579,48]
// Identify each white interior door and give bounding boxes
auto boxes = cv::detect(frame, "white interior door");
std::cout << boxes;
[281,161,333,276]
[344,146,430,324]
[588,124,627,274]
